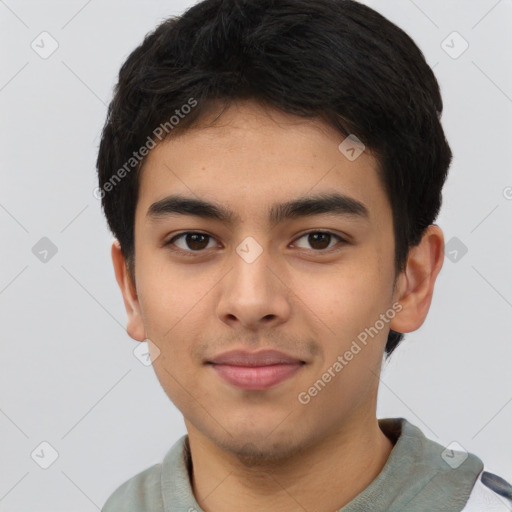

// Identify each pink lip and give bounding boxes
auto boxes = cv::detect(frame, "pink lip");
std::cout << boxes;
[207,350,305,390]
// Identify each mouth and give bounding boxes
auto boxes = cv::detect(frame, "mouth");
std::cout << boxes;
[206,349,306,391]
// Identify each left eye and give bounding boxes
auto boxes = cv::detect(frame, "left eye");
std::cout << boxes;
[166,232,217,252]
[293,231,345,251]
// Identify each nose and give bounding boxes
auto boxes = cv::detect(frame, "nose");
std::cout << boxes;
[216,242,292,331]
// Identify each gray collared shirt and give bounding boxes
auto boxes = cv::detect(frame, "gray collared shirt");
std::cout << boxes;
[102,417,484,512]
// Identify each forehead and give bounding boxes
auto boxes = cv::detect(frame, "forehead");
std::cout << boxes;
[136,101,390,225]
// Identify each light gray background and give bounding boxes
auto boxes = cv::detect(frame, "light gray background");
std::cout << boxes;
[1,0,511,510]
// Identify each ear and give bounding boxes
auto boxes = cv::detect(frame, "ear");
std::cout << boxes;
[390,224,444,333]
[111,239,146,342]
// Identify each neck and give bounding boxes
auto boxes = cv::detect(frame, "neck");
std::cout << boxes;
[185,411,394,512]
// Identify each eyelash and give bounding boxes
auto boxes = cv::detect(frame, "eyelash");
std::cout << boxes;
[164,230,348,256]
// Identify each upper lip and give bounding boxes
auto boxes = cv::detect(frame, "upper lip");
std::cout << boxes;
[207,349,305,366]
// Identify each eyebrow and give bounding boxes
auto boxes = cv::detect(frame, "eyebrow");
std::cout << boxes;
[146,192,369,227]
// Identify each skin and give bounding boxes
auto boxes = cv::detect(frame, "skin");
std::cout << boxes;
[112,100,444,512]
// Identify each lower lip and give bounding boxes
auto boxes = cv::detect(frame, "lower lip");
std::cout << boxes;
[210,363,303,390]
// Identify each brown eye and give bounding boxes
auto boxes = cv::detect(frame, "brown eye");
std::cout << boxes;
[308,233,331,250]
[166,232,217,252]
[185,233,209,250]
[293,231,345,251]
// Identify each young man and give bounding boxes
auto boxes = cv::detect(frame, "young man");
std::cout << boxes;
[96,0,511,510]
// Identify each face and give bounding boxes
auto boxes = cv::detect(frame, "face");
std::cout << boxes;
[123,100,402,461]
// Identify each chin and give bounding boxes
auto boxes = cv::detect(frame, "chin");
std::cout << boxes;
[204,421,315,466]
[225,437,301,466]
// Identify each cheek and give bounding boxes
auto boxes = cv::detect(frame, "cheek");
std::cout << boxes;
[298,264,390,408]
[135,258,224,386]
[135,247,212,337]
[292,255,391,336]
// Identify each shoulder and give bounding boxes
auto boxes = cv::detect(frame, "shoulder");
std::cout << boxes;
[462,470,512,511]
[101,435,191,512]
[101,462,164,512]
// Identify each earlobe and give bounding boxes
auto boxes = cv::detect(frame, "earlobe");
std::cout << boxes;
[111,240,147,342]
[390,225,445,334]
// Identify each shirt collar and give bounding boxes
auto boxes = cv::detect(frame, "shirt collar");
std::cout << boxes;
[160,417,483,512]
